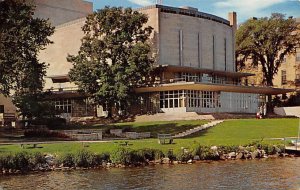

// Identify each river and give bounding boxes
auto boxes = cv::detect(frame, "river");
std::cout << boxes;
[0,157,299,190]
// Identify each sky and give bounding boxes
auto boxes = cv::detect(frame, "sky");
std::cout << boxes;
[87,0,300,23]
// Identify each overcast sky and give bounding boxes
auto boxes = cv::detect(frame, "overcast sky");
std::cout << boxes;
[87,0,300,23]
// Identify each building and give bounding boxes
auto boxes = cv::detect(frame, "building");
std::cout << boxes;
[0,0,92,126]
[241,17,300,93]
[40,4,293,118]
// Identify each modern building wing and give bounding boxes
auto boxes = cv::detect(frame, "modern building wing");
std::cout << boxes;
[33,4,296,117]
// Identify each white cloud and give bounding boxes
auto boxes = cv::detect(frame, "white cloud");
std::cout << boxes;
[128,0,153,6]
[214,0,286,13]
[212,0,295,23]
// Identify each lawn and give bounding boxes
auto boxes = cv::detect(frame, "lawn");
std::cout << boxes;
[0,118,299,156]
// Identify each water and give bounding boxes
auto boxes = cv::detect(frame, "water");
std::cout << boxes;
[0,158,300,190]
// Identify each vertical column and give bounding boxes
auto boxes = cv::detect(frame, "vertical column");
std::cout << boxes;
[224,38,227,71]
[198,33,202,68]
[213,35,215,70]
[179,30,183,66]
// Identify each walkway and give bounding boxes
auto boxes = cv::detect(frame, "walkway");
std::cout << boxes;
[173,120,224,138]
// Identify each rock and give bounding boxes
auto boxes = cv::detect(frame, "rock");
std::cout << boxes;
[211,146,218,151]
[187,159,194,164]
[45,154,54,165]
[162,157,170,164]
[238,146,245,151]
[274,146,281,154]
[193,155,200,161]
[220,154,227,160]
[236,152,244,159]
[228,152,236,159]
[251,150,259,159]
[173,161,179,164]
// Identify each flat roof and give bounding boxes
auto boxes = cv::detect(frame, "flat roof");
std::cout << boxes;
[136,4,230,26]
[157,65,254,78]
[46,75,70,83]
[134,82,294,95]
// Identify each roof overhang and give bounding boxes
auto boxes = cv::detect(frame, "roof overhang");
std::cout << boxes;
[134,82,295,95]
[46,75,70,83]
[156,65,254,78]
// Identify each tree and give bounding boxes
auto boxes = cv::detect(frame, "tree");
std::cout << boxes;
[0,0,55,118]
[68,7,154,116]
[236,13,300,86]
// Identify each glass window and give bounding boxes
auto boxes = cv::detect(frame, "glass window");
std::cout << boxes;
[281,70,287,85]
[0,105,4,113]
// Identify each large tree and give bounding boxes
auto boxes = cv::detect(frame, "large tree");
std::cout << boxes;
[0,0,55,119]
[0,0,54,96]
[236,13,300,86]
[68,7,154,116]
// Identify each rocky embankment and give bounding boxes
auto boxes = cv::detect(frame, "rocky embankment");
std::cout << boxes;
[0,144,296,175]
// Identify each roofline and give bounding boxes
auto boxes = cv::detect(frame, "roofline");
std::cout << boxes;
[134,82,295,95]
[157,65,254,78]
[135,4,230,26]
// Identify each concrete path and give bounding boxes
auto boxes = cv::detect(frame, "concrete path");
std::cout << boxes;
[173,120,224,138]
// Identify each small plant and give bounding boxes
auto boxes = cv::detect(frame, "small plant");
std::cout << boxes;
[57,153,75,168]
[74,149,94,168]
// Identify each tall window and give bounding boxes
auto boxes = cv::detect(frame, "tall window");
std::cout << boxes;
[0,105,4,113]
[296,51,300,62]
[55,99,72,113]
[281,70,287,85]
[160,91,185,109]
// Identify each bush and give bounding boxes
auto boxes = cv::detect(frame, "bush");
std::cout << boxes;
[110,148,129,165]
[194,145,220,160]
[74,149,95,168]
[57,153,75,168]
[30,152,46,166]
[24,128,69,139]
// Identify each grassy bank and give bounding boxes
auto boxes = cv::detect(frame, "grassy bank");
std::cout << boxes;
[0,118,298,156]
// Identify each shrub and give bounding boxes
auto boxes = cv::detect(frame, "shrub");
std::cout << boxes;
[12,152,30,172]
[194,145,220,160]
[30,152,46,166]
[176,151,193,162]
[24,128,69,139]
[110,148,131,165]
[74,149,95,168]
[57,153,75,168]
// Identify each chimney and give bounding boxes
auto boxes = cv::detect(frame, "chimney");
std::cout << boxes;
[228,12,237,32]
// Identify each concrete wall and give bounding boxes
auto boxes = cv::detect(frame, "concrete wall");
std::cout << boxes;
[30,0,93,26]
[0,94,16,114]
[39,19,86,90]
[274,106,300,117]
[157,11,234,71]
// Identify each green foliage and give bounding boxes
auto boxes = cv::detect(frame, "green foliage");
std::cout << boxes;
[194,145,215,160]
[68,6,154,116]
[56,153,75,168]
[74,149,95,168]
[0,0,54,95]
[236,13,300,86]
[13,92,58,119]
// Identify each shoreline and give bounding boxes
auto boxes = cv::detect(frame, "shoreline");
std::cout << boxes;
[1,143,299,176]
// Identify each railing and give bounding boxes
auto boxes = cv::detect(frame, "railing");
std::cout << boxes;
[152,77,260,87]
[45,87,79,93]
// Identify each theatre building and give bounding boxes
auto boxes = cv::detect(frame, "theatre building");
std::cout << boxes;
[40,4,293,118]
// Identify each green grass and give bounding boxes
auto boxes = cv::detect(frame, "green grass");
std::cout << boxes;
[0,118,299,156]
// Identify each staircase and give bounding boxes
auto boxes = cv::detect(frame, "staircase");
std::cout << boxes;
[173,120,224,138]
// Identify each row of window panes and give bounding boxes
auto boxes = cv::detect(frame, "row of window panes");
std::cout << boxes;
[178,73,229,85]
[160,91,185,108]
[55,99,72,113]
[160,90,220,109]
